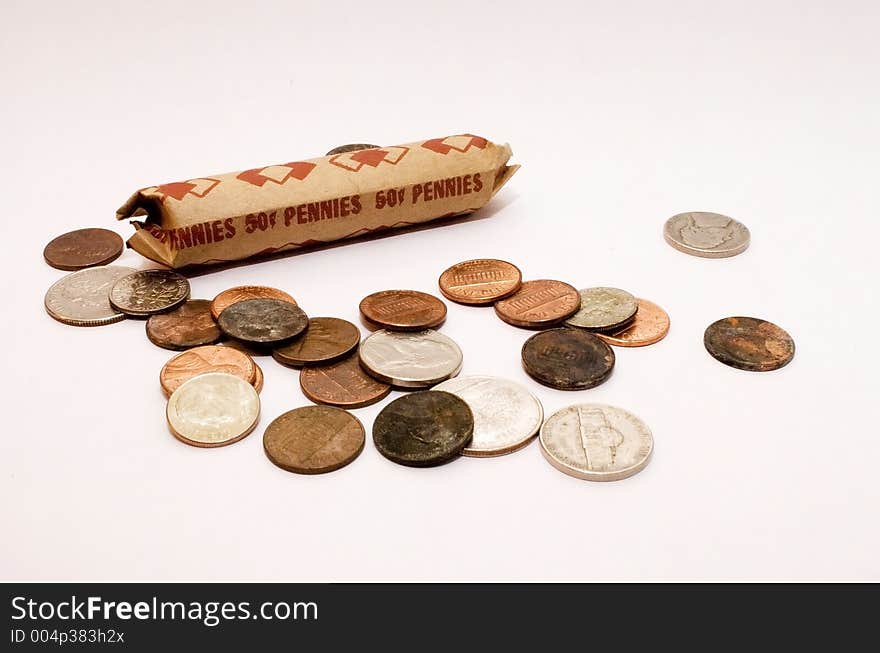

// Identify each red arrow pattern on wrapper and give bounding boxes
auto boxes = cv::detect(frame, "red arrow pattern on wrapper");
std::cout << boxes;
[153,178,221,202]
[329,147,409,172]
[236,162,317,187]
[421,134,488,155]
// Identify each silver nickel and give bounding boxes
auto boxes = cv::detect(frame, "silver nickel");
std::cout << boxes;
[664,211,750,258]
[44,265,137,326]
[540,404,653,482]
[166,372,260,447]
[109,269,191,316]
[434,375,543,457]
[358,329,463,388]
[565,287,638,331]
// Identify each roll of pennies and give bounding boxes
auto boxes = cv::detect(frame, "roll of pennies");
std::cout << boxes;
[145,299,222,350]
[299,354,391,409]
[359,290,447,331]
[210,285,297,321]
[109,269,190,317]
[522,328,615,390]
[565,287,639,332]
[359,329,463,388]
[438,258,522,305]
[43,228,124,271]
[704,316,795,371]
[272,317,360,367]
[159,345,257,397]
[263,406,365,474]
[217,298,308,347]
[493,279,581,328]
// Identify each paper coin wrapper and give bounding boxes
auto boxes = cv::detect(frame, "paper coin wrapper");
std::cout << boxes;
[116,134,518,269]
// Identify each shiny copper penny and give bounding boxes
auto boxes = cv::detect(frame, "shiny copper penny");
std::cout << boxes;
[522,328,615,390]
[263,406,365,474]
[299,354,391,409]
[704,316,795,372]
[43,228,124,271]
[210,286,297,320]
[359,290,447,331]
[145,299,222,350]
[438,258,522,305]
[272,317,360,367]
[494,279,581,329]
[595,299,670,347]
[217,298,309,347]
[326,143,380,155]
[160,345,256,397]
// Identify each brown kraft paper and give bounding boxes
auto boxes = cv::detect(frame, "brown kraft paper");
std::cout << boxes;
[116,134,518,268]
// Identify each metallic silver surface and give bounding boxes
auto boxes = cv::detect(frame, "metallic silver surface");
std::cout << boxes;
[434,375,543,457]
[109,269,190,316]
[663,211,750,258]
[358,329,463,388]
[540,404,653,481]
[166,372,260,447]
[44,265,136,326]
[565,287,639,331]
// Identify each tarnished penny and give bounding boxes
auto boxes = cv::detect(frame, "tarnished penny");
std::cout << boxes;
[300,354,391,409]
[326,143,380,155]
[109,269,190,316]
[272,317,360,367]
[434,376,543,457]
[704,316,795,371]
[359,329,463,388]
[43,228,124,271]
[596,299,670,347]
[664,211,750,258]
[252,362,264,393]
[166,372,260,448]
[160,344,256,397]
[540,404,653,481]
[359,290,447,331]
[373,391,474,467]
[565,287,639,332]
[217,298,308,346]
[438,259,522,305]
[493,279,581,329]
[522,328,615,390]
[210,286,297,320]
[145,299,222,350]
[263,406,365,474]
[44,265,136,327]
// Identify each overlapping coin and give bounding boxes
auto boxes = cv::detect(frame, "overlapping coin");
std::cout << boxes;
[595,299,670,347]
[704,316,795,371]
[359,290,447,331]
[359,329,463,388]
[664,211,750,258]
[272,317,360,367]
[210,285,297,320]
[438,258,522,305]
[159,344,257,396]
[43,228,124,271]
[263,406,365,474]
[217,298,308,347]
[109,269,190,316]
[565,287,638,332]
[145,299,222,350]
[522,328,615,390]
[300,354,391,409]
[494,279,580,328]
[44,265,136,326]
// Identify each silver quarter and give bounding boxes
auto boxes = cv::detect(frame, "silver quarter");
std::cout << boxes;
[434,375,543,457]
[663,211,750,258]
[44,265,137,326]
[109,269,190,316]
[540,404,653,481]
[358,329,463,388]
[565,287,639,331]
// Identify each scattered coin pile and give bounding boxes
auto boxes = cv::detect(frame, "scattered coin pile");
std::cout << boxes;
[42,210,795,482]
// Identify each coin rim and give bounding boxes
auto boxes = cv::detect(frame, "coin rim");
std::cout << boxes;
[299,355,391,409]
[595,298,670,347]
[521,328,616,390]
[358,290,448,331]
[358,329,463,388]
[210,285,298,320]
[263,406,366,474]
[43,228,124,271]
[437,259,523,306]
[565,287,640,331]
[663,212,751,258]
[271,317,360,367]
[493,279,581,329]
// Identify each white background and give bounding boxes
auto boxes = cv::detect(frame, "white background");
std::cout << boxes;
[2,1,877,581]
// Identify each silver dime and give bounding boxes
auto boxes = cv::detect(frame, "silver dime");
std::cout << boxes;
[358,329,463,388]
[109,269,190,316]
[663,211,750,258]
[434,375,543,457]
[44,265,137,326]
[565,287,638,331]
[540,404,653,482]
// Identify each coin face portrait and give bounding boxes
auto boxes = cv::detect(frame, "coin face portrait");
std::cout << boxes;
[44,265,137,326]
[109,269,191,316]
[358,329,463,387]
[664,212,750,258]
[565,287,638,332]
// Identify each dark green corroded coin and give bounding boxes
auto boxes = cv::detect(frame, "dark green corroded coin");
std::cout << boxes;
[372,391,474,467]
[521,327,615,390]
[218,298,309,347]
[704,316,795,371]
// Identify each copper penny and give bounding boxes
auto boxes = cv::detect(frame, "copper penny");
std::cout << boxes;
[438,258,522,305]
[252,362,264,393]
[217,298,309,347]
[326,143,380,155]
[359,290,447,331]
[263,405,365,474]
[704,316,795,372]
[272,317,360,367]
[494,279,581,329]
[595,299,670,347]
[145,299,222,350]
[43,228,124,271]
[210,286,297,320]
[299,354,391,409]
[522,328,615,390]
[160,344,256,397]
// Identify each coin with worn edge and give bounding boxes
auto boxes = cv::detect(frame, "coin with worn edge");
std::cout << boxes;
[252,362,264,393]
[210,286,297,320]
[359,290,447,331]
[359,329,463,388]
[326,143,380,156]
[109,269,190,316]
[272,317,360,367]
[434,376,543,457]
[263,406,365,474]
[438,259,522,305]
[595,299,670,347]
[494,279,581,328]
[300,354,391,408]
[167,372,260,448]
[565,287,639,332]
[145,299,222,350]
[373,391,474,467]
[44,265,137,326]
[522,328,615,390]
[704,316,795,371]
[160,345,256,397]
[218,298,308,346]
[540,404,653,481]
[43,228,124,271]
[664,212,750,258]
